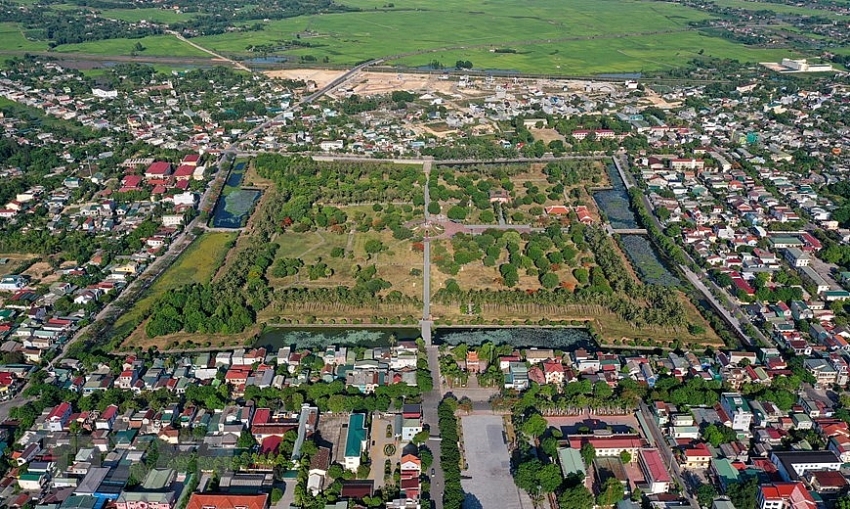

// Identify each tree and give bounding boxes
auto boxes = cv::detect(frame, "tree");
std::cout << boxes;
[447,206,467,221]
[727,477,758,509]
[419,447,434,470]
[596,476,624,507]
[500,263,520,287]
[328,463,345,480]
[540,272,559,289]
[237,430,256,449]
[412,429,431,445]
[702,423,736,447]
[696,483,718,507]
[521,414,548,438]
[541,436,559,458]
[538,463,563,493]
[364,239,384,254]
[428,201,441,215]
[357,464,371,479]
[580,443,596,467]
[558,484,594,509]
[619,450,631,464]
[270,487,283,504]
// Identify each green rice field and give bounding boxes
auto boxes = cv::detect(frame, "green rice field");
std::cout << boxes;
[52,35,210,58]
[189,0,807,73]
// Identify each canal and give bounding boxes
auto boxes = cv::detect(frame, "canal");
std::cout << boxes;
[593,163,638,229]
[594,161,680,286]
[210,161,262,228]
[256,326,595,350]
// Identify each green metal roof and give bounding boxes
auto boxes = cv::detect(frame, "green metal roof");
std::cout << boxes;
[557,447,586,479]
[345,413,367,458]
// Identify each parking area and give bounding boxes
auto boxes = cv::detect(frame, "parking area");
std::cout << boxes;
[460,414,533,509]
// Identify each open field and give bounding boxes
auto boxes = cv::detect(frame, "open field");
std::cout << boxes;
[593,294,723,349]
[185,0,805,73]
[97,8,197,24]
[115,232,236,346]
[264,69,345,89]
[0,23,50,52]
[387,32,801,75]
[52,35,211,58]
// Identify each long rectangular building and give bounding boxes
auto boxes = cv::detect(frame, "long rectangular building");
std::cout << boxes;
[639,448,671,494]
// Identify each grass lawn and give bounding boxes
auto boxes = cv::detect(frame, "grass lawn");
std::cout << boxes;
[53,35,211,58]
[113,232,236,340]
[98,8,197,24]
[0,22,50,52]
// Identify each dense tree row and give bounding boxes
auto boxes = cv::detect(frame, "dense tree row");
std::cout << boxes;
[627,188,688,265]
[438,397,465,509]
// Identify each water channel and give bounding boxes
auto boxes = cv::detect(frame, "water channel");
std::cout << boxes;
[211,161,262,228]
[593,163,679,286]
[256,326,594,350]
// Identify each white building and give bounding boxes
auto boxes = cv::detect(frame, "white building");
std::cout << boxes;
[720,392,753,433]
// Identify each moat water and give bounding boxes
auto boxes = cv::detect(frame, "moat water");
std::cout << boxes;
[256,326,594,350]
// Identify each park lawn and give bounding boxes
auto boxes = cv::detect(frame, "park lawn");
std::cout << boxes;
[98,8,197,24]
[270,230,422,294]
[430,237,583,294]
[121,324,262,352]
[112,232,236,339]
[53,35,211,58]
[0,23,51,52]
[260,230,424,322]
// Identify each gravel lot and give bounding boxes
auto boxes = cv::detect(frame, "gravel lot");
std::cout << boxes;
[460,415,533,509]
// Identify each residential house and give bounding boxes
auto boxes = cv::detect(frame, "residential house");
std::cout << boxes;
[343,413,368,472]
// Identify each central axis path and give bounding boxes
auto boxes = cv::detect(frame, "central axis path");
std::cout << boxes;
[420,159,434,345]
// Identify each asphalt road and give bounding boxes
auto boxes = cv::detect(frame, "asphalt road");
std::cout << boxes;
[422,345,444,509]
[638,402,700,509]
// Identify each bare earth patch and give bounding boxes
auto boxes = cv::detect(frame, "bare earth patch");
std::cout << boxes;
[263,68,346,89]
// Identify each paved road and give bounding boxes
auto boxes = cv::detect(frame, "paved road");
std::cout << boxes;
[680,265,752,345]
[421,161,434,344]
[166,31,251,72]
[423,163,432,322]
[638,402,700,509]
[423,345,444,509]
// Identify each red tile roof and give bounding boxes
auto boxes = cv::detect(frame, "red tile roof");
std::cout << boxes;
[186,493,268,509]
[174,165,194,177]
[146,161,172,176]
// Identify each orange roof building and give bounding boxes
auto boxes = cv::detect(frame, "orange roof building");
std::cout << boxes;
[186,494,268,509]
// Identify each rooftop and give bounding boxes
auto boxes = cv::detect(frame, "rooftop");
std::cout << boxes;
[345,413,367,459]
